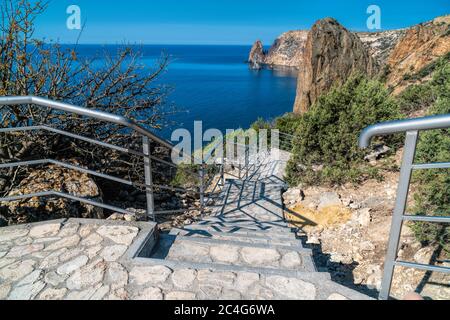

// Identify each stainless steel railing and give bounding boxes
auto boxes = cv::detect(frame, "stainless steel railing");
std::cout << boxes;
[359,114,450,300]
[0,96,209,221]
[0,96,278,223]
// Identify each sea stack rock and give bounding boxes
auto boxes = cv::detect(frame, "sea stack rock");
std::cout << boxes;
[293,18,377,114]
[248,40,265,69]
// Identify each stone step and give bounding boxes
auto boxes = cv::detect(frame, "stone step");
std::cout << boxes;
[169,227,300,247]
[128,260,372,300]
[200,216,288,226]
[191,220,292,233]
[185,222,297,238]
[151,234,316,272]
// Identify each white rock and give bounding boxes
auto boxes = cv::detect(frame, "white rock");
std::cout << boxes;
[39,288,67,300]
[171,269,197,290]
[44,271,68,286]
[66,259,107,290]
[197,269,236,286]
[59,247,85,263]
[0,258,15,269]
[0,259,35,282]
[81,233,103,246]
[241,247,281,266]
[65,284,102,300]
[14,237,33,246]
[33,237,61,244]
[210,245,239,264]
[79,224,95,238]
[235,272,260,292]
[8,281,45,300]
[318,192,341,210]
[166,291,196,300]
[96,225,138,245]
[280,252,302,269]
[39,248,67,269]
[360,241,375,252]
[90,285,110,300]
[0,283,11,299]
[57,255,89,275]
[16,269,43,286]
[100,245,127,262]
[58,223,80,237]
[355,208,372,227]
[327,293,349,300]
[44,234,80,251]
[414,246,435,265]
[105,262,128,290]
[6,243,44,258]
[134,287,163,300]
[86,245,102,259]
[265,276,316,300]
[129,265,172,286]
[0,228,29,242]
[29,223,61,238]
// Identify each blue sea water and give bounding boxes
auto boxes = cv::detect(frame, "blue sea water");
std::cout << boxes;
[73,45,298,139]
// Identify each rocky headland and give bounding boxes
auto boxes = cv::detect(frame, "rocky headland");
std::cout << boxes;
[248,15,450,113]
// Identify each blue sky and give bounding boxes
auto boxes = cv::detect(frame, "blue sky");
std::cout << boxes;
[34,0,449,45]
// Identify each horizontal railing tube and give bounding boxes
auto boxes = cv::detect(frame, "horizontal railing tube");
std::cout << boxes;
[359,114,450,148]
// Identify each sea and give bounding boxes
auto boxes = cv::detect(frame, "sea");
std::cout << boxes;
[73,44,298,140]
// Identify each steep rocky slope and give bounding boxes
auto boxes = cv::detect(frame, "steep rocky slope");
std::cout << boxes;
[293,18,377,114]
[386,15,450,93]
[265,30,309,67]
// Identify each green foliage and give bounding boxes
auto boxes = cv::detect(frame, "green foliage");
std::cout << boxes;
[286,73,402,186]
[274,113,302,136]
[397,83,436,113]
[250,117,272,132]
[410,61,450,255]
[171,164,200,188]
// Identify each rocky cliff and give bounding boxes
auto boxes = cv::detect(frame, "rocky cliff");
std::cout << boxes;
[248,31,308,69]
[386,15,450,93]
[293,18,377,114]
[249,15,449,113]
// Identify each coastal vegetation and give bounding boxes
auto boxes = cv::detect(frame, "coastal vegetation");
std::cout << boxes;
[252,58,450,256]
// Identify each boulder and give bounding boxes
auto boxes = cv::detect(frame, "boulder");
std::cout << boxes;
[293,18,377,113]
[1,163,103,224]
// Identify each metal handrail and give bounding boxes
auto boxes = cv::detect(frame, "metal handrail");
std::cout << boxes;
[0,96,196,221]
[0,95,289,224]
[359,114,450,300]
[359,113,450,148]
[1,96,175,150]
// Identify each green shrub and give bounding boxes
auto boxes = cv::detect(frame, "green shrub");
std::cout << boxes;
[274,113,302,136]
[286,73,402,186]
[410,61,450,255]
[397,83,436,113]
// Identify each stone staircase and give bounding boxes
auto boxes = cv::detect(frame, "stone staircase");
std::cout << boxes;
[143,150,372,300]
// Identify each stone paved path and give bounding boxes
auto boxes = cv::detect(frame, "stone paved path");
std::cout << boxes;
[0,150,372,300]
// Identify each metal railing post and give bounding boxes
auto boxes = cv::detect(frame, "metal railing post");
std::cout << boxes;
[142,136,156,221]
[379,130,418,300]
[245,145,249,179]
[220,160,225,186]
[199,163,205,216]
